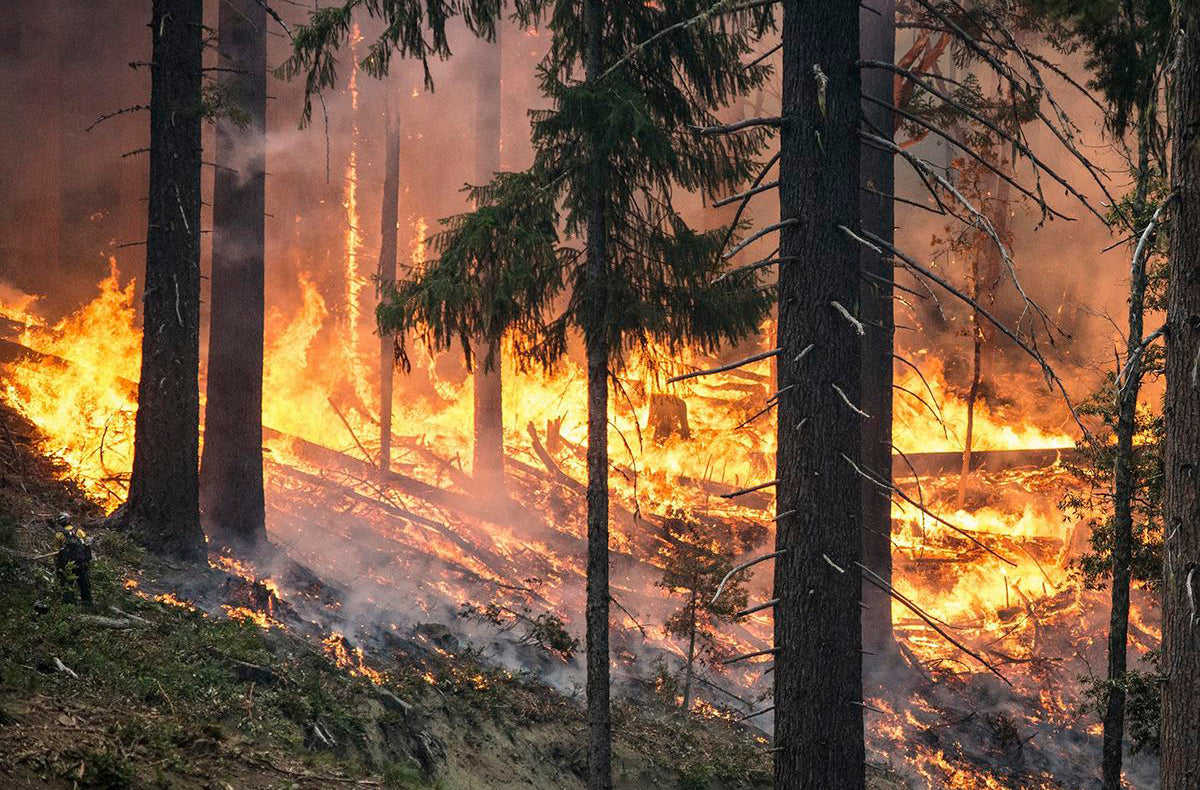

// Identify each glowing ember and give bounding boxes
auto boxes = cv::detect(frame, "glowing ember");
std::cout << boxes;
[154,593,197,612]
[224,605,273,629]
[322,633,385,684]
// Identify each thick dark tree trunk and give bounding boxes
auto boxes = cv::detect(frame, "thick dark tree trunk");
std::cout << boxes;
[583,4,611,789]
[1161,4,1200,786]
[125,0,206,561]
[378,91,401,475]
[858,0,895,659]
[1101,132,1153,790]
[200,0,268,552]
[473,29,505,494]
[773,2,864,788]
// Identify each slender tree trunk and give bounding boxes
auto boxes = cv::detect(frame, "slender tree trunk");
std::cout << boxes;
[1161,5,1200,785]
[682,590,697,711]
[956,256,983,510]
[583,4,611,788]
[200,0,268,552]
[858,0,895,659]
[473,27,505,493]
[378,89,401,475]
[125,0,206,561]
[773,2,864,788]
[1101,131,1153,790]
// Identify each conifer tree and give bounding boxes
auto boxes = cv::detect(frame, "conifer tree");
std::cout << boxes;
[124,0,206,561]
[285,5,773,787]
[201,0,269,552]
[655,513,758,712]
[772,2,864,787]
[1023,3,1171,784]
[1160,1,1200,784]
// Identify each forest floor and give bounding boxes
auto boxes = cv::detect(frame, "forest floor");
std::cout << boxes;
[0,399,907,790]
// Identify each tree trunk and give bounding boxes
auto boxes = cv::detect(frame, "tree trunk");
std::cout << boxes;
[200,0,268,552]
[773,2,864,788]
[682,590,697,711]
[583,4,612,789]
[378,88,401,475]
[125,0,206,562]
[956,254,983,510]
[1160,4,1200,786]
[858,0,895,659]
[1101,128,1153,790]
[955,171,1008,512]
[472,27,505,494]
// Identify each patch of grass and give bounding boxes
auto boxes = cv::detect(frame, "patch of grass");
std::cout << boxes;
[70,748,136,790]
[381,760,427,788]
[677,762,713,790]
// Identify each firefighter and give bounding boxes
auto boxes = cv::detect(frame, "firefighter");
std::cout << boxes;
[53,512,93,606]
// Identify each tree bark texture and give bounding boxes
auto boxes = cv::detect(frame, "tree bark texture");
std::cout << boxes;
[583,4,612,789]
[378,90,401,475]
[1102,130,1153,790]
[200,0,268,551]
[858,0,895,658]
[773,2,865,788]
[1161,3,1200,786]
[126,0,206,562]
[473,29,505,493]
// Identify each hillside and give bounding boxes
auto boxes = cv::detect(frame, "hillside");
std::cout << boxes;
[0,401,905,790]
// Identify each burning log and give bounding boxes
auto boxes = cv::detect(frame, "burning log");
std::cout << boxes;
[892,447,1077,478]
[646,393,690,442]
[526,422,585,494]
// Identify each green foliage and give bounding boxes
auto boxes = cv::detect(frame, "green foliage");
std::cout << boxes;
[381,760,427,789]
[459,600,580,660]
[71,748,137,790]
[677,760,713,790]
[656,511,765,670]
[0,545,374,753]
[1021,0,1172,143]
[378,171,573,373]
[1060,377,1164,591]
[1080,650,1162,755]
[519,2,776,367]
[277,0,533,127]
[288,0,776,377]
[199,81,252,128]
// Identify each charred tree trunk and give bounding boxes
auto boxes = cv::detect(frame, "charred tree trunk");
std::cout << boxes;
[956,251,984,510]
[773,2,864,788]
[473,28,505,494]
[378,89,401,475]
[956,171,1008,511]
[200,0,268,551]
[583,4,611,789]
[125,0,206,561]
[1161,4,1200,786]
[1101,128,1153,790]
[859,0,895,659]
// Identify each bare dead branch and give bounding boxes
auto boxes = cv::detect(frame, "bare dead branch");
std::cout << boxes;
[720,479,779,499]
[712,550,785,605]
[695,116,785,135]
[667,348,780,383]
[723,219,799,260]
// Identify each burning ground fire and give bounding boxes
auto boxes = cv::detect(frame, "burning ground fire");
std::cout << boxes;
[0,251,1157,787]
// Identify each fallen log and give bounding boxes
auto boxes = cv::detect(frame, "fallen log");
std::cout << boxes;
[892,447,1077,478]
[526,422,585,494]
